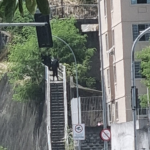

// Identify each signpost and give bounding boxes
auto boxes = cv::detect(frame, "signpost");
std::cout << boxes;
[73,124,85,140]
[100,129,111,142]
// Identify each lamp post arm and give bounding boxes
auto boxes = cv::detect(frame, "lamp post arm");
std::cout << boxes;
[131,26,150,87]
[52,35,79,99]
[131,26,150,150]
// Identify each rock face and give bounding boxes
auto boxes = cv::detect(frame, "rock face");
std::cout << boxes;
[0,75,48,150]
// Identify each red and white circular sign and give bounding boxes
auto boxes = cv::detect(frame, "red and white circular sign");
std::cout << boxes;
[100,129,111,141]
[75,125,83,133]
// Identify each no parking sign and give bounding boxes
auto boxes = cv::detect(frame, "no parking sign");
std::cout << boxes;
[100,129,111,141]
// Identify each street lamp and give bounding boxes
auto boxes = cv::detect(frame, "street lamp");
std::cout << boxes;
[131,26,150,150]
[52,35,81,150]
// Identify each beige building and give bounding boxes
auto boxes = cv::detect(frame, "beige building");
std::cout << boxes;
[99,0,150,125]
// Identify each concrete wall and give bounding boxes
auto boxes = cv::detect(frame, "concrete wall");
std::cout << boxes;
[0,75,48,150]
[76,19,101,90]
[111,121,149,150]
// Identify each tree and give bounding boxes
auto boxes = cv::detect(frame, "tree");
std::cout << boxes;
[7,6,96,102]
[0,0,50,22]
[136,46,150,107]
[49,18,96,88]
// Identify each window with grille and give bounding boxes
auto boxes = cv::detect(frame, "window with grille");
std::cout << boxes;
[104,0,107,16]
[132,24,150,41]
[112,30,115,46]
[105,33,109,50]
[115,102,119,120]
[131,0,150,4]
[110,0,113,10]
[113,65,117,83]
[135,61,142,78]
[107,68,110,87]
[108,104,112,122]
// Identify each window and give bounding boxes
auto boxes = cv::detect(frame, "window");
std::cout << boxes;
[135,61,145,78]
[104,0,107,16]
[105,33,109,50]
[112,103,115,122]
[132,24,150,41]
[115,102,119,120]
[110,0,113,10]
[113,65,117,83]
[137,99,147,115]
[131,0,150,4]
[112,30,115,46]
[107,69,110,87]
[108,104,112,122]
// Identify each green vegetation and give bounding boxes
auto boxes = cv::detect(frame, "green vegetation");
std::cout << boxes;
[65,128,74,150]
[136,46,150,107]
[0,62,7,80]
[0,146,7,150]
[0,0,50,22]
[50,18,96,88]
[2,4,95,102]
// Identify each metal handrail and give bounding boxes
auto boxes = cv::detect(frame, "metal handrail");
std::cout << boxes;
[45,66,52,150]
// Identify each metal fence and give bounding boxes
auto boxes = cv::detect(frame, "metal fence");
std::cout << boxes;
[80,96,103,126]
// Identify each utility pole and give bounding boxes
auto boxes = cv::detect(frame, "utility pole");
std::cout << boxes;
[97,0,108,150]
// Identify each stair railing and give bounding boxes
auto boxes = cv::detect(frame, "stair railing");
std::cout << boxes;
[62,64,68,145]
[58,63,68,144]
[58,63,64,80]
[45,66,52,150]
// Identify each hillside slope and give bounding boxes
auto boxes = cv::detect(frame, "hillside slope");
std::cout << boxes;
[0,75,47,150]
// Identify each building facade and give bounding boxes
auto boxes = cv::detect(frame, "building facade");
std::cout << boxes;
[100,0,150,124]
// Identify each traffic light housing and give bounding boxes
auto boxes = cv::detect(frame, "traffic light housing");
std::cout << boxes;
[34,13,53,48]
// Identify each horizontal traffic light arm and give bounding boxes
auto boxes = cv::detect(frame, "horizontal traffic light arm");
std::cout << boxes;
[0,23,47,27]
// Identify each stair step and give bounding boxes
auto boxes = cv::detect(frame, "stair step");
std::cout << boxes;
[50,87,63,89]
[51,122,65,125]
[51,106,64,109]
[51,112,64,115]
[51,109,64,112]
[51,120,64,123]
[51,84,63,86]
[51,128,64,131]
[51,130,64,134]
[51,96,63,99]
[51,124,64,127]
[51,95,64,98]
[51,137,64,141]
[51,102,64,105]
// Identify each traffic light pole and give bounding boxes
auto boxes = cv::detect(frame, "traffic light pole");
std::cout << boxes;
[0,22,47,27]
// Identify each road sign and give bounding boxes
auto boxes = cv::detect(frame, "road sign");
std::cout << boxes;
[73,124,85,140]
[100,129,111,141]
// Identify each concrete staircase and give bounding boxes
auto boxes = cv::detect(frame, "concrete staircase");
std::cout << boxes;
[50,82,66,150]
[45,64,67,150]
